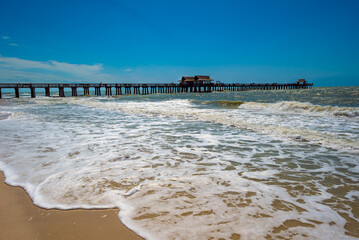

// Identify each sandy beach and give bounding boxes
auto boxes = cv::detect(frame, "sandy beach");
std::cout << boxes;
[0,172,143,240]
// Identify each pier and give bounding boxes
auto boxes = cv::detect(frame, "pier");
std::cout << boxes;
[0,82,313,98]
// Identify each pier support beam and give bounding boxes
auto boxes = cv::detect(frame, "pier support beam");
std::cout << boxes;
[125,87,131,94]
[83,87,90,95]
[142,86,149,95]
[150,86,156,94]
[71,87,78,97]
[134,87,139,94]
[15,87,19,98]
[30,87,36,98]
[45,87,50,97]
[95,87,101,96]
[59,87,65,97]
[0,88,1,99]
[105,87,112,96]
[115,87,122,95]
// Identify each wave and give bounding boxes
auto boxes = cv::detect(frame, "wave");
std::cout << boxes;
[54,98,359,152]
[239,101,359,118]
[0,112,12,120]
[14,96,359,118]
[9,97,358,151]
[188,99,358,118]
[193,100,245,108]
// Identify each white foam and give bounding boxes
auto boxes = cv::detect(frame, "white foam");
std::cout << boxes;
[0,96,358,239]
[241,169,279,179]
[0,111,12,120]
[239,101,359,118]
[65,98,359,152]
[345,191,359,201]
[124,184,142,197]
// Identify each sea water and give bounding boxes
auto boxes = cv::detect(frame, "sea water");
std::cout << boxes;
[0,87,358,239]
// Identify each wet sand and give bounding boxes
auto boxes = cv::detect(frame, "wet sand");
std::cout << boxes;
[0,172,143,240]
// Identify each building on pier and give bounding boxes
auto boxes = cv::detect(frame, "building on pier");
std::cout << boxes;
[179,76,195,86]
[194,75,214,85]
[297,79,307,84]
[179,75,214,86]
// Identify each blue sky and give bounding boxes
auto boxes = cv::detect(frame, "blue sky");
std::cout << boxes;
[0,0,358,86]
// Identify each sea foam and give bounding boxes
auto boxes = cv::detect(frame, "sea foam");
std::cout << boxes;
[0,92,358,239]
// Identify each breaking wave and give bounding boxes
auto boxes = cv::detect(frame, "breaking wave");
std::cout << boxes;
[239,101,359,118]
[193,100,245,108]
[0,112,12,120]
[49,98,359,152]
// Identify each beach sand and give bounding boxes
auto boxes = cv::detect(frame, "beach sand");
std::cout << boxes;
[0,172,143,240]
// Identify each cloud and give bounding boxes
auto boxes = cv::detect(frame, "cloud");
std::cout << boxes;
[0,55,119,83]
[1,36,19,47]
[124,68,132,72]
[0,68,74,83]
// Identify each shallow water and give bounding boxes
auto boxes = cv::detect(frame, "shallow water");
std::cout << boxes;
[0,87,358,239]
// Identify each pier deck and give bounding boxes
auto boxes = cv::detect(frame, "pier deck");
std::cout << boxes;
[0,82,313,98]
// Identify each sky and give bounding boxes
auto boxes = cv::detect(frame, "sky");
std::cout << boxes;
[0,0,358,86]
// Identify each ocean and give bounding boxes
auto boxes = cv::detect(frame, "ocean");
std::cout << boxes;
[0,86,358,239]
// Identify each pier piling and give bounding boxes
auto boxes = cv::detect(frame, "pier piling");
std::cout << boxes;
[45,87,50,97]
[59,87,65,97]
[116,87,122,95]
[105,87,112,96]
[15,87,19,98]
[71,87,78,97]
[95,87,101,96]
[84,87,90,95]
[30,87,36,98]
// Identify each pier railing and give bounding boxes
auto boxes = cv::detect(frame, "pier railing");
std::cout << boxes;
[0,82,313,98]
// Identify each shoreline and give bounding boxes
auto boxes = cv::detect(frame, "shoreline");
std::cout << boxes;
[0,171,143,240]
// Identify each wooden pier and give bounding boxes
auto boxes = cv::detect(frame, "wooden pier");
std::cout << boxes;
[0,82,313,98]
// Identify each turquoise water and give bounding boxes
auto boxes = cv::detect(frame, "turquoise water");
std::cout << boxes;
[0,87,358,239]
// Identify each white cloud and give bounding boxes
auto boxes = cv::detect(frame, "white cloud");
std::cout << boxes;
[49,60,104,77]
[0,55,119,83]
[2,36,19,47]
[0,69,74,83]
[124,68,132,72]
